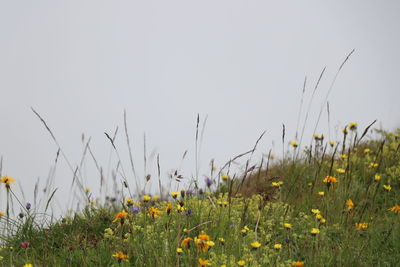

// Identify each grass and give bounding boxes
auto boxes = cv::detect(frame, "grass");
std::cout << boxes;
[0,122,399,266]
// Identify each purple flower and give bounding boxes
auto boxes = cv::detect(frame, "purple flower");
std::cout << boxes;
[205,177,213,188]
[20,241,30,248]
[185,190,194,196]
[26,203,31,210]
[185,209,193,217]
[130,206,141,214]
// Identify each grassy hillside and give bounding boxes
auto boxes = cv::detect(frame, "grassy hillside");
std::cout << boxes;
[0,126,399,266]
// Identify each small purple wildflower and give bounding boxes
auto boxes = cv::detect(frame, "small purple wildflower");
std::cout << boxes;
[26,203,31,210]
[185,209,193,217]
[130,206,141,214]
[185,190,194,196]
[205,177,213,188]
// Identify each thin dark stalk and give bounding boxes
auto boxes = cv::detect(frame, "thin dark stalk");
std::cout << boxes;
[298,67,326,157]
[295,76,307,140]
[313,49,355,135]
[327,102,331,141]
[124,110,139,193]
[356,120,377,146]
[104,132,133,198]
[31,108,85,193]
[157,154,162,198]
[194,114,200,189]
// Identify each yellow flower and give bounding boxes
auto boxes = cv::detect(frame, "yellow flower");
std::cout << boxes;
[177,203,185,213]
[369,162,378,168]
[195,238,209,252]
[195,233,212,252]
[355,222,369,229]
[340,154,348,160]
[125,198,134,206]
[311,209,320,215]
[148,207,161,219]
[0,176,16,187]
[292,261,305,267]
[329,140,335,147]
[85,187,91,192]
[342,127,348,134]
[241,225,250,234]
[349,122,357,130]
[315,214,323,220]
[251,241,261,249]
[283,223,292,229]
[112,210,129,223]
[181,237,193,248]
[310,228,320,235]
[323,176,338,184]
[346,199,354,211]
[388,205,400,214]
[374,174,381,181]
[171,192,179,199]
[273,243,282,250]
[198,258,211,267]
[221,175,229,181]
[271,181,283,187]
[176,247,183,254]
[166,203,173,215]
[23,265,33,267]
[199,233,210,241]
[318,191,325,197]
[218,237,225,244]
[383,185,392,191]
[237,260,246,266]
[207,241,215,247]
[0,212,4,217]
[336,168,346,174]
[320,218,326,224]
[112,251,128,262]
[143,195,151,202]
[153,195,160,201]
[289,141,298,148]
[364,148,371,153]
[307,182,313,187]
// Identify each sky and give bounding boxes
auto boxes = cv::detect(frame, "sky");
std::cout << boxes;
[0,1,399,214]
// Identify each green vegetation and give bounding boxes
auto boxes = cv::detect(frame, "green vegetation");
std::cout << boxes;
[0,125,399,266]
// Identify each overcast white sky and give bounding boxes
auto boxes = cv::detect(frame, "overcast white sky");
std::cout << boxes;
[1,1,399,213]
